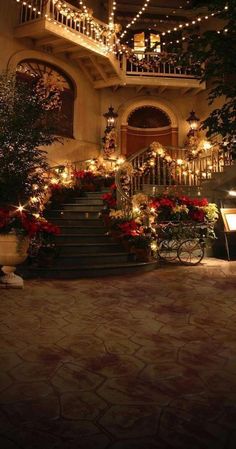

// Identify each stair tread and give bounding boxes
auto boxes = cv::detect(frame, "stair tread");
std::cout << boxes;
[29,261,157,270]
[56,252,128,257]
[59,226,105,229]
[56,242,119,247]
[57,233,106,237]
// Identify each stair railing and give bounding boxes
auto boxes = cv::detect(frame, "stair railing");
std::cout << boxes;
[115,144,234,212]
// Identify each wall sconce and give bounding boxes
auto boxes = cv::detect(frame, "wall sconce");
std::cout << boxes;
[186,110,200,135]
[103,106,118,131]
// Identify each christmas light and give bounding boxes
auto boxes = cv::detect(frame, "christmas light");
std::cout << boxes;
[120,0,151,39]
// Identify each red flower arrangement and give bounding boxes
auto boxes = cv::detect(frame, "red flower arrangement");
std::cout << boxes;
[118,220,141,237]
[0,208,60,237]
[149,194,212,223]
[102,192,117,209]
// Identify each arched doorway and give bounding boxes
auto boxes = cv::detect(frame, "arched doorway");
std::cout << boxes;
[120,102,179,157]
[16,60,75,138]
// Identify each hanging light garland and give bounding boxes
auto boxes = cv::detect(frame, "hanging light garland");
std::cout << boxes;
[109,1,117,30]
[119,0,151,40]
[14,0,229,56]
[15,0,110,54]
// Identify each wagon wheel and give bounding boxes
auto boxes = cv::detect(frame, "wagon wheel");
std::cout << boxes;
[177,239,204,266]
[158,240,179,261]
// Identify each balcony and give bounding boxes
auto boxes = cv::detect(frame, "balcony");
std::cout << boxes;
[14,0,205,92]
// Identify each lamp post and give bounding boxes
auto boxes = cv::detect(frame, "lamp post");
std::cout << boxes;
[186,110,200,136]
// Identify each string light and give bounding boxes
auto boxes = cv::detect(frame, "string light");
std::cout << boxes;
[15,0,111,55]
[120,0,151,39]
[15,0,230,57]
[109,1,116,30]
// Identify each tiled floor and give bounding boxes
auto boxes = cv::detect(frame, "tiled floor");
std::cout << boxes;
[0,258,236,449]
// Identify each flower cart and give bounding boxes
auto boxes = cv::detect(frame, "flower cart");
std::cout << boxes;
[156,221,214,265]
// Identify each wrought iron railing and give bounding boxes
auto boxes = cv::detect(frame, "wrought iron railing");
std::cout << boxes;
[115,145,233,212]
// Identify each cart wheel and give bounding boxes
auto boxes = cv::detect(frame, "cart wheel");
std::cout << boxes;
[177,239,204,265]
[158,240,179,261]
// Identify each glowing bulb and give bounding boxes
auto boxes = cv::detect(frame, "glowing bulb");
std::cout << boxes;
[17,205,24,213]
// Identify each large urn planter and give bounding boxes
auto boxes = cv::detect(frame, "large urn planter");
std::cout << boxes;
[0,234,29,288]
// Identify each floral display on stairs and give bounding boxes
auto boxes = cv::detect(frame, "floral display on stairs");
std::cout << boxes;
[101,184,219,263]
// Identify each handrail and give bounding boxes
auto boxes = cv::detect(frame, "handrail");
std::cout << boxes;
[115,143,234,213]
[116,51,201,79]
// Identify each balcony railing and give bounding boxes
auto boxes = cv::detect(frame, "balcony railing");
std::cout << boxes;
[16,1,202,82]
[17,0,113,50]
[117,51,202,79]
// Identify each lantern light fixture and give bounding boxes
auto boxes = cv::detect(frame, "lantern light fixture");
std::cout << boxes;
[186,110,200,131]
[103,106,118,130]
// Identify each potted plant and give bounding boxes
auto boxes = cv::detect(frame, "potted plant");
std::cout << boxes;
[129,234,152,262]
[0,71,61,287]
[0,208,59,287]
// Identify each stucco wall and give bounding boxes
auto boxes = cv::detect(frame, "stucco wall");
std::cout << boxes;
[0,0,224,164]
[0,0,101,166]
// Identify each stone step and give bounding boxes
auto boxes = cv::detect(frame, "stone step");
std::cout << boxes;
[56,234,108,244]
[52,252,131,266]
[48,217,103,226]
[56,242,123,255]
[22,261,158,279]
[85,190,109,195]
[73,199,103,205]
[59,226,106,235]
[63,204,102,212]
[47,210,101,219]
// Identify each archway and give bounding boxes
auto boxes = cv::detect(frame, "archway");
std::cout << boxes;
[16,59,75,138]
[120,100,179,157]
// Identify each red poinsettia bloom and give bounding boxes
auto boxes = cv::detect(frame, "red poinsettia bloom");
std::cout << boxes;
[149,199,160,210]
[73,170,95,180]
[189,209,205,222]
[159,197,174,208]
[102,192,117,208]
[0,208,10,229]
[118,220,140,237]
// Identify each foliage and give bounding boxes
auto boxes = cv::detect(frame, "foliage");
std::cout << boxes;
[150,194,219,224]
[73,169,115,192]
[0,207,60,238]
[0,72,59,206]
[183,0,236,154]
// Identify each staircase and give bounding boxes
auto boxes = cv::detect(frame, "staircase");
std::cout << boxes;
[25,191,157,279]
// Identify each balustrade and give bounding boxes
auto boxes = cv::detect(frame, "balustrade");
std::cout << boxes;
[17,0,111,49]
[115,145,234,211]
[117,51,201,79]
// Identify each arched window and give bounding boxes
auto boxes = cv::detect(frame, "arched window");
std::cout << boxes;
[16,60,74,138]
[128,106,171,129]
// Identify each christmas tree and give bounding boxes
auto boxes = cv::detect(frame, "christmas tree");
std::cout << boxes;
[0,71,62,209]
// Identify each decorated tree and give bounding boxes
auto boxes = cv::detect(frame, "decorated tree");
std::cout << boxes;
[0,71,61,208]
[183,0,236,155]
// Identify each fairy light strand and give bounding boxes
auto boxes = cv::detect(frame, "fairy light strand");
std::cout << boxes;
[15,0,111,54]
[120,0,151,39]
[14,0,229,56]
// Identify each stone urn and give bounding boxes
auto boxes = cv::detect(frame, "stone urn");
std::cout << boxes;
[0,233,29,288]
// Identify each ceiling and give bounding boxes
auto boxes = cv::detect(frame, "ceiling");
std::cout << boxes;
[100,0,196,30]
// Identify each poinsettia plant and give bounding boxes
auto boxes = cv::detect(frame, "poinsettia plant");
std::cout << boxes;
[149,194,219,224]
[0,207,60,238]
